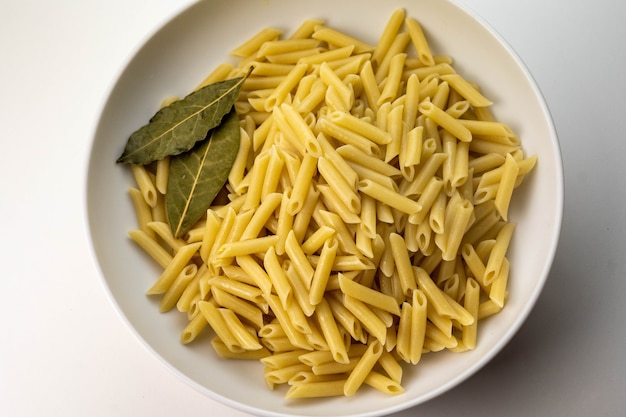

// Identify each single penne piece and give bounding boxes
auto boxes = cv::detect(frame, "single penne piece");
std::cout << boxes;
[298,44,355,65]
[388,233,418,296]
[358,179,421,215]
[130,164,158,208]
[263,247,293,310]
[275,189,295,255]
[262,336,300,353]
[240,192,282,240]
[377,349,403,383]
[260,349,309,369]
[242,151,271,210]
[378,53,407,106]
[231,27,283,57]
[494,153,521,221]
[412,266,457,318]
[229,128,251,191]
[312,25,375,54]
[395,302,412,363]
[461,278,481,349]
[195,63,234,90]
[217,235,280,258]
[301,225,336,254]
[440,73,493,107]
[296,77,328,114]
[418,100,472,143]
[328,111,392,145]
[207,276,265,305]
[338,273,401,316]
[404,126,424,167]
[385,104,404,163]
[484,222,516,285]
[261,145,285,199]
[285,379,347,399]
[457,119,518,142]
[405,17,435,66]
[147,242,202,295]
[288,17,325,39]
[257,38,320,58]
[461,243,488,288]
[355,224,373,258]
[452,141,470,189]
[264,63,309,111]
[478,299,504,319]
[292,72,316,104]
[235,254,273,295]
[371,8,405,65]
[176,266,203,313]
[154,156,170,195]
[309,237,339,305]
[359,194,377,239]
[489,257,510,308]
[315,298,350,364]
[364,371,405,396]
[292,185,320,243]
[359,60,380,113]
[409,289,428,365]
[285,229,315,289]
[287,153,318,215]
[336,144,400,177]
[343,339,384,396]
[343,295,387,345]
[180,311,208,344]
[146,221,186,252]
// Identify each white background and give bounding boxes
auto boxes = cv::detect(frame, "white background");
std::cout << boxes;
[2,0,625,416]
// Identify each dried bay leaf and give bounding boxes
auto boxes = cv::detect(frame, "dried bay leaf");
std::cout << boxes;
[116,75,247,165]
[166,108,240,238]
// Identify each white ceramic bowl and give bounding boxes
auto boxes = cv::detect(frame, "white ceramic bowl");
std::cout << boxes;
[86,0,563,416]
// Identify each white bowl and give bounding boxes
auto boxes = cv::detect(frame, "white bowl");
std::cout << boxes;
[86,0,563,416]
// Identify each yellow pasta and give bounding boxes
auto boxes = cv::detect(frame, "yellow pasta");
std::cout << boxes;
[124,8,537,400]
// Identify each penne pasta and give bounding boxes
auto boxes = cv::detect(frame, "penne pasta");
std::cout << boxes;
[123,8,536,400]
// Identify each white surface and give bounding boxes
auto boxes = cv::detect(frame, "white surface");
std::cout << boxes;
[0,1,623,417]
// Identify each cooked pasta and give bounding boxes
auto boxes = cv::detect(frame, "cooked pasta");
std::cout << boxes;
[123,8,536,400]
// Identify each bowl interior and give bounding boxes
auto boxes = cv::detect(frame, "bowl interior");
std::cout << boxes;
[86,0,563,416]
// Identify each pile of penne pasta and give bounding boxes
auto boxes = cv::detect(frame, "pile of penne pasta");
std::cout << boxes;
[126,9,537,399]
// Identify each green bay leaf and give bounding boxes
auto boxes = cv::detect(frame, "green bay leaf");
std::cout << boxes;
[166,108,240,238]
[116,76,246,165]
